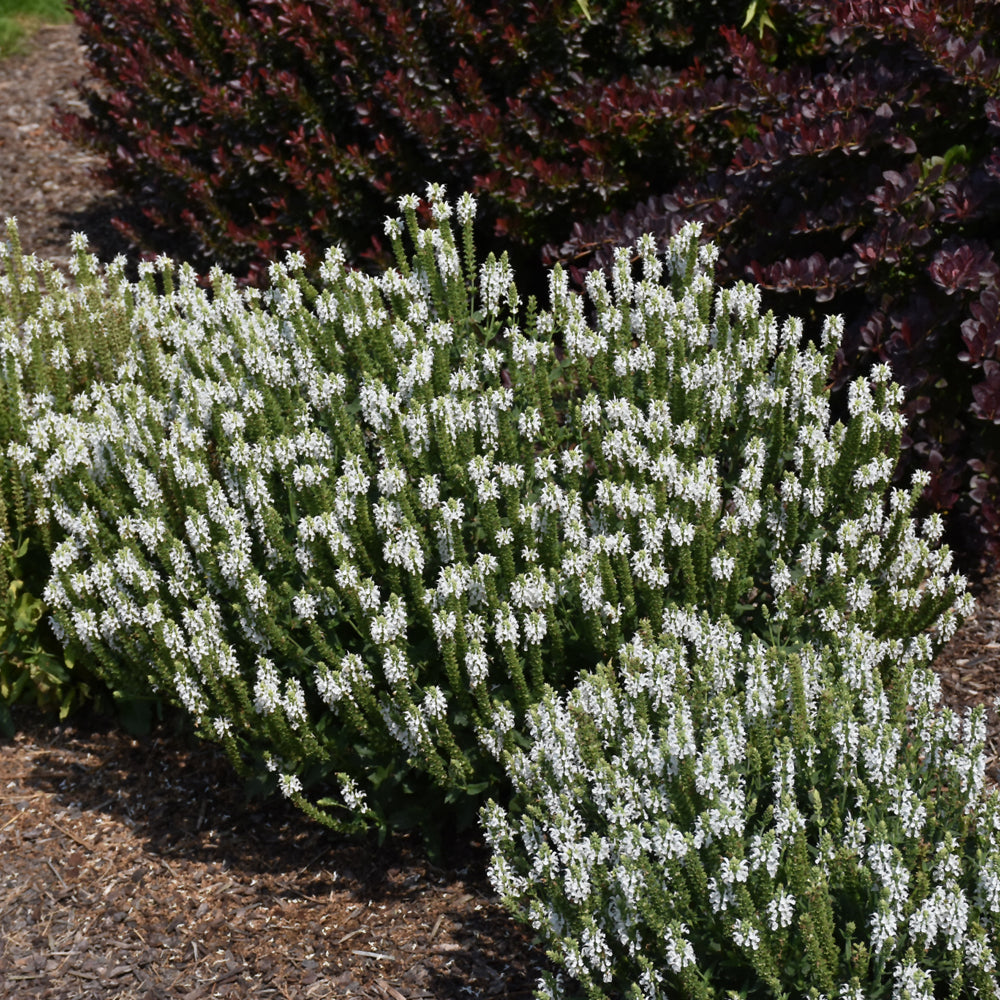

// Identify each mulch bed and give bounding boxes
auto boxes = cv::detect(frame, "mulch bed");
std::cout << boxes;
[2,20,1000,1000]
[0,709,547,999]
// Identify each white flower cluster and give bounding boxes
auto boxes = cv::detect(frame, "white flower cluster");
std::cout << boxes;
[483,613,1000,1000]
[5,199,972,854]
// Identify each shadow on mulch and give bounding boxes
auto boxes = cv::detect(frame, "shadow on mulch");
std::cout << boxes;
[6,706,549,999]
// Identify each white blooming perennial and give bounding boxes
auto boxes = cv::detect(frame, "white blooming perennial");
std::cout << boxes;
[483,613,1000,1000]
[3,195,970,847]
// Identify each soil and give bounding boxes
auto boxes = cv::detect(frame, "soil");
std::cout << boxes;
[1,20,1000,1000]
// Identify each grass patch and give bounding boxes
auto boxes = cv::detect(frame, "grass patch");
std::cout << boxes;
[0,0,72,59]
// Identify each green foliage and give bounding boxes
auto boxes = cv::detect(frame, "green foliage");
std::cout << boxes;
[0,532,87,736]
[4,194,970,847]
[740,0,776,38]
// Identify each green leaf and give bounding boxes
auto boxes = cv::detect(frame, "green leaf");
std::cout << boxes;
[742,0,776,38]
[13,592,44,632]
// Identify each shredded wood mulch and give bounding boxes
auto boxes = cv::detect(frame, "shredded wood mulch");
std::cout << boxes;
[2,20,1000,1000]
[0,710,547,999]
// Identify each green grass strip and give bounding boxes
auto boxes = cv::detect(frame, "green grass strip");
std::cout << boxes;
[0,0,73,60]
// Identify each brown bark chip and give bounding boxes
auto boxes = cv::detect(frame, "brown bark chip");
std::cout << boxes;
[0,714,547,999]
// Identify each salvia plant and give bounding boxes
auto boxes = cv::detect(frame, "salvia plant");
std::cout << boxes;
[483,610,1000,1000]
[0,221,131,729]
[5,190,971,841]
[62,0,1000,572]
